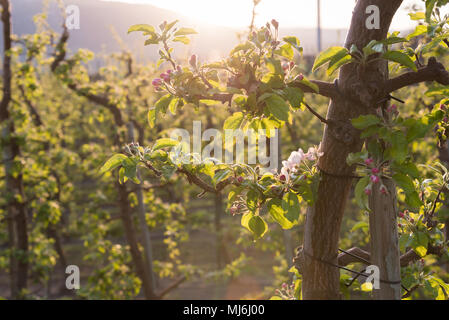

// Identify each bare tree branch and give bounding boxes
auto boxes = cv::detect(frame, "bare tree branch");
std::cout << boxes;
[290,79,338,99]
[337,247,371,266]
[386,57,449,93]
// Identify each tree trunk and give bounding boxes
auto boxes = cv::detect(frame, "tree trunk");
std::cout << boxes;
[117,182,157,299]
[1,0,29,299]
[369,178,401,299]
[301,0,403,299]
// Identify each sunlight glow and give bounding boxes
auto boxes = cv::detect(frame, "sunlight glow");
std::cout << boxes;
[102,0,426,30]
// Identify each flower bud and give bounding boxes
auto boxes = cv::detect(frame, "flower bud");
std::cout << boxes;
[364,158,374,166]
[230,207,237,216]
[371,167,380,174]
[189,54,197,68]
[160,72,170,82]
[370,175,380,184]
[380,185,388,195]
[271,19,279,29]
[297,74,304,81]
[152,78,163,87]
[364,187,371,195]
[399,212,404,218]
[279,174,287,182]
[236,176,244,184]
[265,30,271,41]
[440,104,446,111]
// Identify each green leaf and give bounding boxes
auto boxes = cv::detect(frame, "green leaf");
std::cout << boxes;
[168,97,181,115]
[282,192,301,223]
[148,108,156,127]
[351,115,381,130]
[153,138,179,151]
[351,221,369,233]
[128,24,156,34]
[223,112,244,130]
[327,51,353,76]
[265,94,289,122]
[164,20,178,32]
[312,46,348,72]
[174,27,198,36]
[361,282,373,292]
[213,169,231,187]
[283,36,302,53]
[382,51,417,71]
[241,212,253,231]
[276,43,294,60]
[267,198,295,229]
[155,94,174,114]
[248,215,268,239]
[412,232,429,257]
[406,191,422,209]
[399,233,412,252]
[284,87,304,108]
[246,190,259,213]
[392,173,415,194]
[406,25,427,41]
[387,130,408,163]
[408,12,425,21]
[425,0,438,22]
[100,154,128,174]
[118,167,127,184]
[296,76,319,93]
[172,36,190,44]
[355,176,370,211]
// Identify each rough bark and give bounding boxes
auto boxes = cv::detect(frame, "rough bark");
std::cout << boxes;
[301,0,403,299]
[369,178,401,299]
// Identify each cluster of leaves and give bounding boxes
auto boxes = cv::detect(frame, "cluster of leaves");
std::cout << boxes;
[101,137,320,241]
[349,104,445,211]
[129,20,319,134]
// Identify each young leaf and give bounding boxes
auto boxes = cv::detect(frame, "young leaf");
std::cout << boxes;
[265,94,290,122]
[282,192,301,223]
[312,46,348,72]
[382,51,417,71]
[267,198,295,229]
[248,215,268,239]
[223,112,244,130]
[153,138,179,152]
[174,27,198,36]
[100,154,128,174]
[351,115,381,130]
[354,176,370,211]
[128,24,156,34]
[173,36,190,45]
[283,36,302,53]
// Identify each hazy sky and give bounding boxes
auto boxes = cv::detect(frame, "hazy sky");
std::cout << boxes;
[101,0,427,30]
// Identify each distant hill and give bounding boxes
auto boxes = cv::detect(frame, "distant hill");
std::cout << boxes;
[4,0,348,62]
